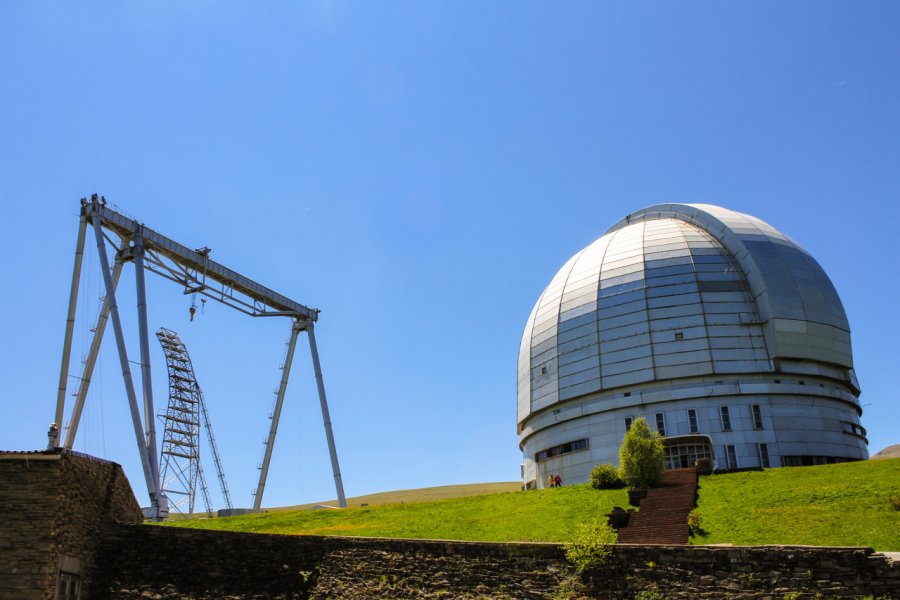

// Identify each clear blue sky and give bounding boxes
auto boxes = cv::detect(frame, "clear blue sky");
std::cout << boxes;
[1,2,897,509]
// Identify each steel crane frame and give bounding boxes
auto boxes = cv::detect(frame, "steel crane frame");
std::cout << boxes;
[51,195,346,519]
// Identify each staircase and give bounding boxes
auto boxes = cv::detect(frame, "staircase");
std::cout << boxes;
[617,467,697,545]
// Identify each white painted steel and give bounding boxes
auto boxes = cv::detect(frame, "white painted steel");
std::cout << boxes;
[518,204,867,489]
[253,321,302,510]
[52,216,87,448]
[91,214,163,518]
[63,247,126,449]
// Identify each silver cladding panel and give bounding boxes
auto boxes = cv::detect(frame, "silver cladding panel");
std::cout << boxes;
[518,203,864,481]
[520,210,782,426]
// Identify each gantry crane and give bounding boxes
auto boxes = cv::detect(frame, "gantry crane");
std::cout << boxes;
[51,195,346,520]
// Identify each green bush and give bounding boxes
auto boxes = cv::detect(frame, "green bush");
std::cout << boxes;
[687,510,703,536]
[564,519,617,572]
[634,587,663,600]
[618,417,665,489]
[589,463,625,489]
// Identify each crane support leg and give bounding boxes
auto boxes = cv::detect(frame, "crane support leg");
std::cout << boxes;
[63,249,125,449]
[134,231,162,495]
[91,216,163,518]
[252,321,301,510]
[307,322,347,508]
[52,216,87,448]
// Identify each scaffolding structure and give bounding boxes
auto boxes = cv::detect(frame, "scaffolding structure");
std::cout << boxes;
[51,195,347,520]
[157,328,232,518]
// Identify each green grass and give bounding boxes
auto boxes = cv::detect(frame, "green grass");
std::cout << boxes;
[163,484,628,543]
[164,459,900,549]
[692,458,900,550]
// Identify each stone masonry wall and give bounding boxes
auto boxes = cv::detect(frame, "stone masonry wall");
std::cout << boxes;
[55,452,144,598]
[0,451,143,600]
[0,453,62,600]
[93,525,327,600]
[93,524,900,599]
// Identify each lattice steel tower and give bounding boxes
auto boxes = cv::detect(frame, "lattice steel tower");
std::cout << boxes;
[157,327,232,517]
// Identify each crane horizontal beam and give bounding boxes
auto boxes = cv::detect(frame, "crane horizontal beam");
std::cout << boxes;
[81,199,318,321]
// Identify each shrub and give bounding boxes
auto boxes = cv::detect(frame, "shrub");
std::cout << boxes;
[564,519,617,572]
[687,510,703,536]
[634,587,663,600]
[618,417,665,489]
[589,463,625,489]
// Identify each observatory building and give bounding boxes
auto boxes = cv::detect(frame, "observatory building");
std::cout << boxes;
[518,204,868,489]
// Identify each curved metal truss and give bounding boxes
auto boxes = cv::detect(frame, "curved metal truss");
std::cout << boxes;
[156,327,232,517]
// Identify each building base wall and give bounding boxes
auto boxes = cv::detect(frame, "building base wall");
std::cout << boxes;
[520,374,867,489]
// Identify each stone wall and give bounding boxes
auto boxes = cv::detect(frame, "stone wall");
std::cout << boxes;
[587,545,899,599]
[93,525,326,599]
[0,450,143,600]
[3,450,898,599]
[0,452,62,600]
[92,525,899,599]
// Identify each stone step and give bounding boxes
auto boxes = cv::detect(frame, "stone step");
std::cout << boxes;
[616,467,698,545]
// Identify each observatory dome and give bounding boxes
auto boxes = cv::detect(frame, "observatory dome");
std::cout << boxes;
[518,204,867,489]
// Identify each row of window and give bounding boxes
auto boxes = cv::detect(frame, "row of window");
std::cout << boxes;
[535,438,589,463]
[625,404,765,436]
[718,443,772,469]
[841,421,867,440]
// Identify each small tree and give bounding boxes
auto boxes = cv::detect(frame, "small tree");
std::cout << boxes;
[564,519,617,572]
[618,417,665,488]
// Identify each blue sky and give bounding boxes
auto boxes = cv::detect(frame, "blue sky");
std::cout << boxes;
[1,2,897,509]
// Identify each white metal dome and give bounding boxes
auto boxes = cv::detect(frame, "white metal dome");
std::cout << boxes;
[517,203,866,488]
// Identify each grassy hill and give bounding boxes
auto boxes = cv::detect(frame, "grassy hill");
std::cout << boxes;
[275,481,523,510]
[164,484,628,543]
[165,459,899,550]
[691,458,899,549]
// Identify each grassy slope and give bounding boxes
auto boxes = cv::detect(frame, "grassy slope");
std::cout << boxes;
[165,460,899,549]
[164,484,629,543]
[276,482,523,510]
[692,458,900,550]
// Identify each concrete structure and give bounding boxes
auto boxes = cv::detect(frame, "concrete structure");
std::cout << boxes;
[518,204,867,489]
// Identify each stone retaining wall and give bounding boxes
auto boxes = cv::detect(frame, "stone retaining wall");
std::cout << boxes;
[93,525,899,599]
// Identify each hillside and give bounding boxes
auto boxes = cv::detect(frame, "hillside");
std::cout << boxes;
[872,444,900,459]
[275,481,523,510]
[691,458,899,550]
[164,484,628,543]
[165,459,900,550]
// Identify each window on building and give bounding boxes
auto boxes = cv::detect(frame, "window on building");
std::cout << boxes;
[624,416,633,432]
[57,572,80,600]
[674,331,684,341]
[757,443,770,468]
[720,406,731,431]
[688,408,698,434]
[655,412,666,436]
[751,404,763,430]
[781,455,845,467]
[841,421,867,441]
[664,442,712,469]
[725,444,737,469]
[535,439,588,463]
